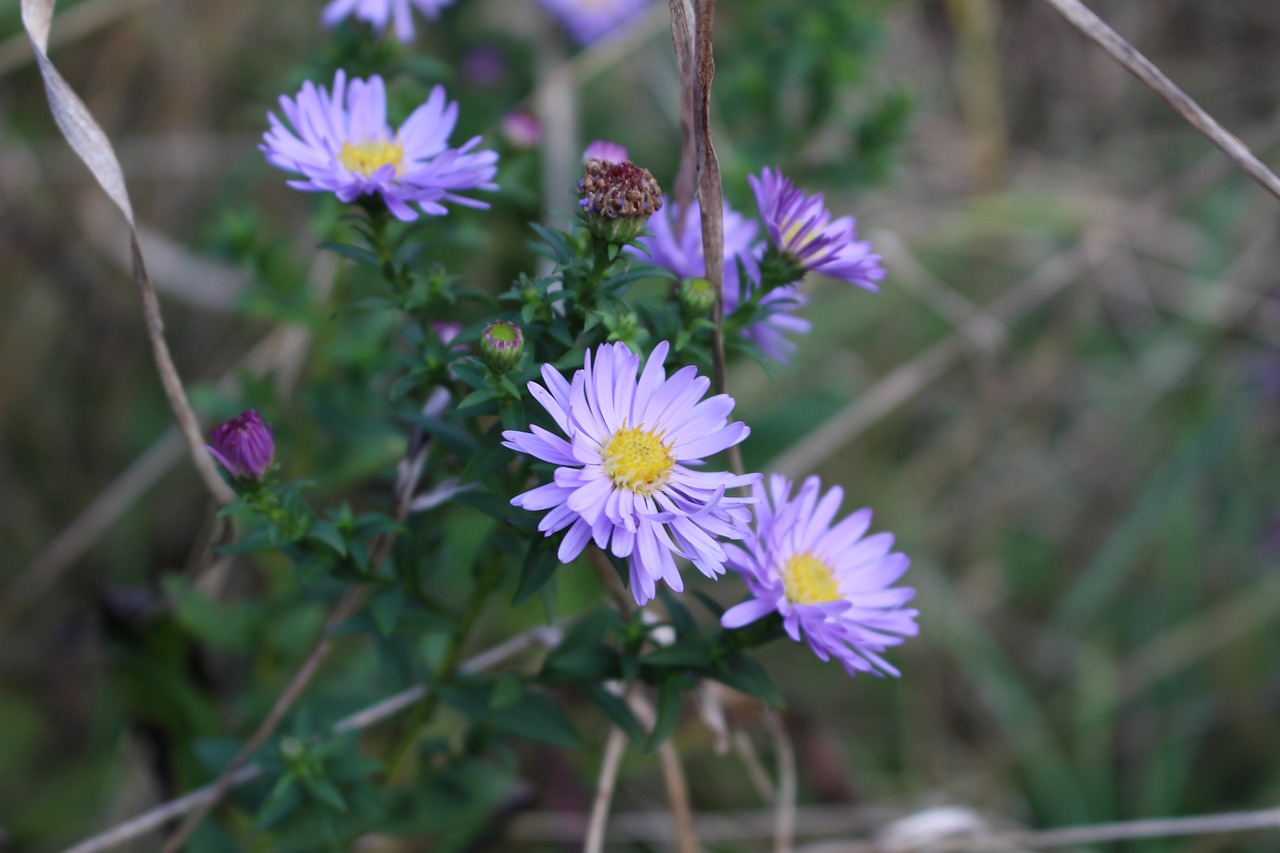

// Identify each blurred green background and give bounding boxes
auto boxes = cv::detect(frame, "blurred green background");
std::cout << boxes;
[2,0,1280,849]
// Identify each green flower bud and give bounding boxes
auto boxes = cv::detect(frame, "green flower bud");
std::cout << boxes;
[679,277,717,315]
[481,321,524,373]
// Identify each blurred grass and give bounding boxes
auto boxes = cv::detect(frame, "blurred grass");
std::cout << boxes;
[3,0,1280,850]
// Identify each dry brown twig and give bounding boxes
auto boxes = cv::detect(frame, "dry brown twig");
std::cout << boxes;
[1039,0,1280,203]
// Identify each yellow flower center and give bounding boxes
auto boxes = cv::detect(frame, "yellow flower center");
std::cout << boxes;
[601,425,674,495]
[338,139,405,177]
[782,552,841,606]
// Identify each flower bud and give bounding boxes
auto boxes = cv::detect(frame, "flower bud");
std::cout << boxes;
[577,157,663,245]
[679,277,717,316]
[206,410,275,481]
[480,321,524,373]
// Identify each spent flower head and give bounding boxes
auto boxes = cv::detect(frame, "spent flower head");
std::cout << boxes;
[535,0,652,45]
[721,474,918,677]
[261,71,498,221]
[504,341,759,605]
[578,157,662,244]
[207,410,275,481]
[322,0,453,42]
[750,167,884,290]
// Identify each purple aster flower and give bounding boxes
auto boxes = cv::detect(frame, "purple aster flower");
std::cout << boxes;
[502,109,542,149]
[207,410,275,481]
[461,44,507,87]
[721,474,918,677]
[749,167,884,290]
[630,197,812,362]
[261,71,498,222]
[321,0,453,42]
[583,139,628,163]
[504,341,759,606]
[535,0,652,45]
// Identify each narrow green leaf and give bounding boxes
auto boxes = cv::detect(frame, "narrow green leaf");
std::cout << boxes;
[647,681,682,751]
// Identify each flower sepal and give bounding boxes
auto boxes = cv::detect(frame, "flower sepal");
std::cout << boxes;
[757,244,808,292]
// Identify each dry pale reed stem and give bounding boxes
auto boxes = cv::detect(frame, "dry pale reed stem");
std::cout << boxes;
[1039,0,1280,203]
[583,712,632,853]
[21,0,232,505]
[765,713,797,853]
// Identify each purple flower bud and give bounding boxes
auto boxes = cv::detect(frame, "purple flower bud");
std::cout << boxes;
[480,321,524,373]
[207,410,275,480]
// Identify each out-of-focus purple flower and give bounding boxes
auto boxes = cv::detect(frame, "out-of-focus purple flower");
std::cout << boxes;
[322,0,453,42]
[630,197,811,362]
[583,139,628,163]
[750,167,884,290]
[207,411,275,481]
[504,341,759,605]
[261,71,498,222]
[461,44,507,87]
[431,321,463,346]
[721,474,918,678]
[502,109,543,149]
[535,0,651,45]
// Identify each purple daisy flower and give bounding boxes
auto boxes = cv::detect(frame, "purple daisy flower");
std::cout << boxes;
[321,0,453,42]
[207,410,275,481]
[261,71,498,221]
[721,474,919,677]
[630,197,812,362]
[504,341,759,606]
[534,0,652,45]
[749,167,884,290]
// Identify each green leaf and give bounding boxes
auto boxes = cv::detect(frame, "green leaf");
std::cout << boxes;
[307,520,347,557]
[300,774,348,813]
[162,577,262,652]
[460,422,511,484]
[254,773,302,830]
[647,681,682,751]
[371,586,405,637]
[584,685,645,743]
[713,655,784,708]
[457,387,500,412]
[319,241,379,267]
[489,672,523,709]
[439,682,581,749]
[658,588,696,639]
[513,537,560,605]
[529,223,574,263]
[642,642,708,668]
